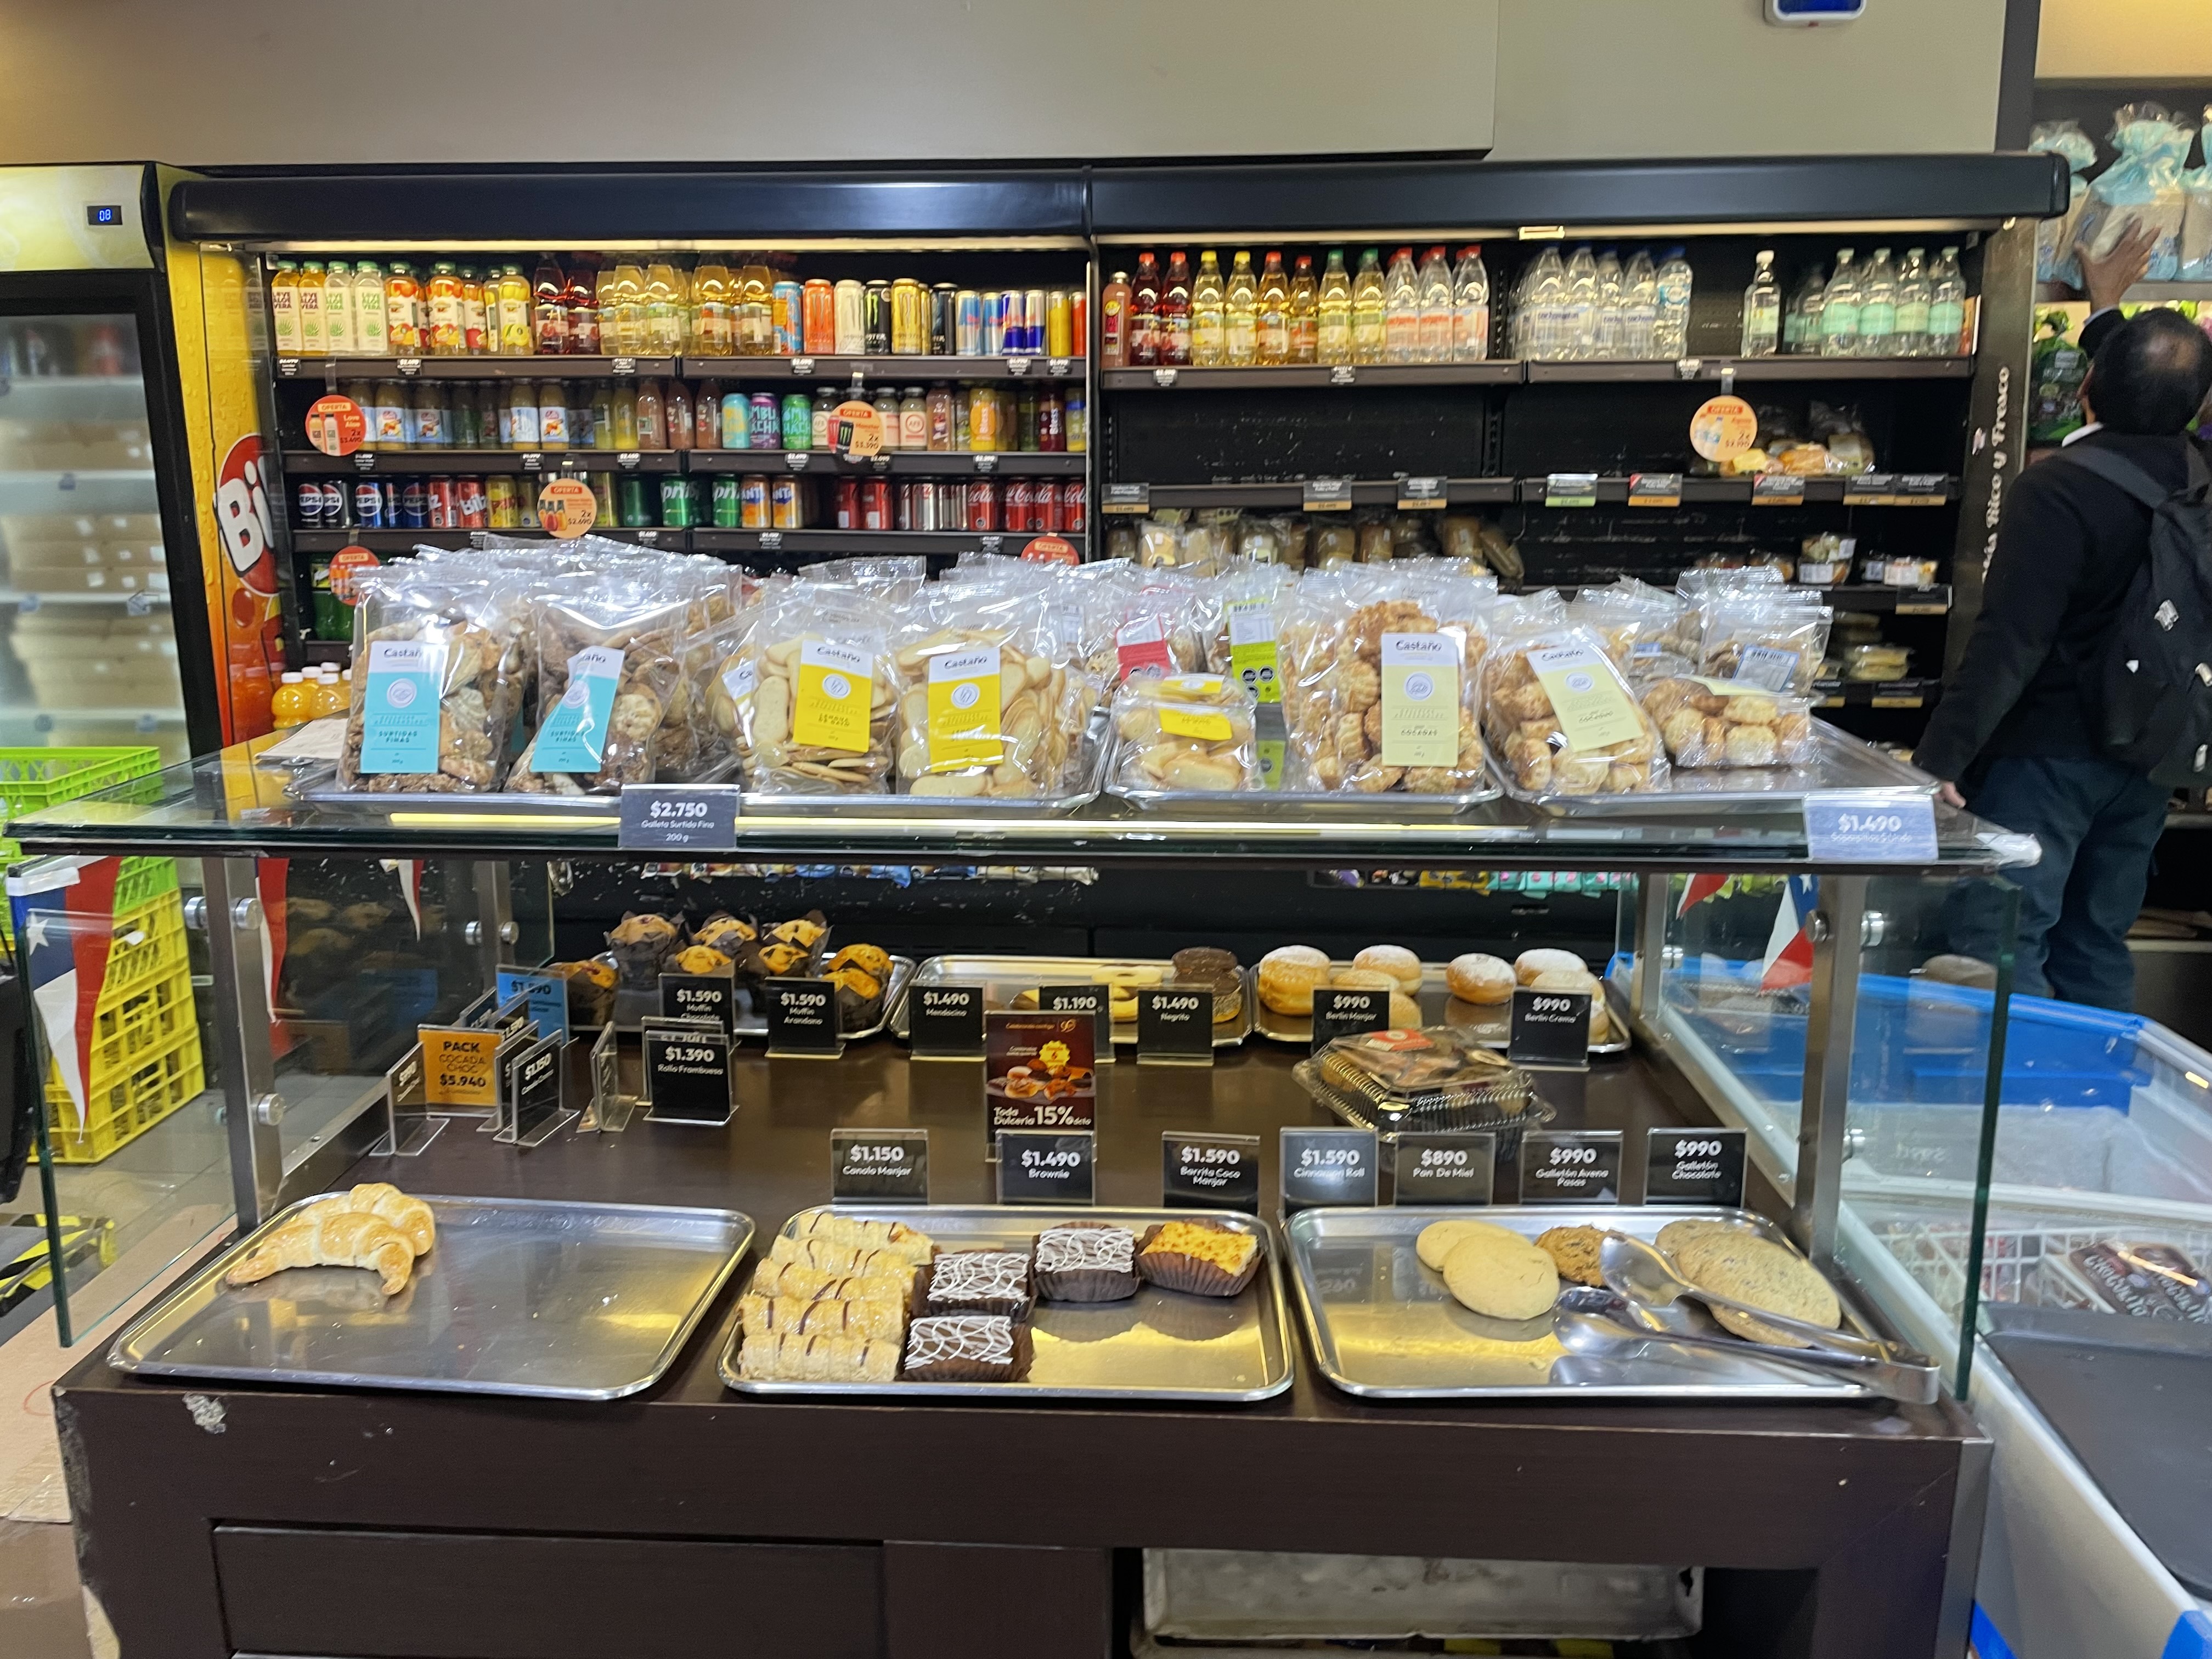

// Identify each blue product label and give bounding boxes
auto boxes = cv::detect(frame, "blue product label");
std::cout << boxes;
[359,639,445,772]
[496,966,571,1043]
[532,646,623,774]
[1803,790,1938,863]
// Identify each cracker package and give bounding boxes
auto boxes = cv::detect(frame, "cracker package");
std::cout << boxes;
[1480,615,1668,797]
[1111,672,1261,794]
[738,582,899,795]
[341,571,527,794]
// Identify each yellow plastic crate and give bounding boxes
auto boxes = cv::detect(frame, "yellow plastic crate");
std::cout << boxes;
[44,1015,205,1164]
[97,894,189,1002]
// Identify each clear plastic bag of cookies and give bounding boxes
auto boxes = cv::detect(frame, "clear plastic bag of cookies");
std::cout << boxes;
[1695,591,1832,695]
[506,577,688,795]
[1639,676,1817,769]
[891,570,1086,799]
[737,581,900,795]
[1110,672,1261,794]
[340,569,528,794]
[1568,577,1696,684]
[1201,560,1300,687]
[1479,617,1670,797]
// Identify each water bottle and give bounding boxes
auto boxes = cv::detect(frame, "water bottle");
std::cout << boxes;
[1620,250,1657,359]
[1528,248,1569,361]
[1565,245,1599,360]
[1740,250,1781,357]
[1652,246,1694,360]
[1592,248,1624,360]
[1820,249,1861,358]
[1785,265,1825,354]
[1927,246,1967,357]
[1451,245,1491,362]
[1857,249,1899,358]
[1893,249,1933,359]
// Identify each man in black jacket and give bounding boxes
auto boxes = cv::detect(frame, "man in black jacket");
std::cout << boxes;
[1918,234,2212,1009]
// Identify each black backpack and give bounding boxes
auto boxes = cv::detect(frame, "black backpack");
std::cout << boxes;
[2059,442,2212,784]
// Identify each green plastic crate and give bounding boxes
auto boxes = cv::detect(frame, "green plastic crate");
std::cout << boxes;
[0,747,171,944]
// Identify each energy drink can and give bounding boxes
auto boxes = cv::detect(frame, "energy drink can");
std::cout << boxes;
[1023,290,1047,354]
[890,278,926,354]
[748,391,780,450]
[711,474,742,527]
[740,476,770,528]
[772,281,804,354]
[930,283,957,356]
[863,280,892,354]
[995,290,1024,353]
[956,290,984,357]
[802,279,836,356]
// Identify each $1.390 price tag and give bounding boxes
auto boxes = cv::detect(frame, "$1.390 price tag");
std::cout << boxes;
[618,784,739,851]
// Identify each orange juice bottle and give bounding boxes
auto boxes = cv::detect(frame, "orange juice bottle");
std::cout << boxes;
[459,266,489,353]
[312,669,347,718]
[269,672,309,728]
[384,262,422,353]
[426,262,465,355]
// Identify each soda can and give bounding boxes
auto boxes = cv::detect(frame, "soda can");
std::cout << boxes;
[612,474,645,528]
[802,279,836,356]
[740,476,770,529]
[861,477,892,531]
[772,282,804,355]
[1003,479,1034,533]
[662,475,698,529]
[1065,387,1087,454]
[966,478,998,532]
[863,280,892,354]
[486,475,520,528]
[930,283,957,355]
[353,479,386,528]
[1060,478,1086,534]
[590,473,616,527]
[711,475,742,528]
[314,480,342,526]
[890,278,927,354]
[1023,290,1047,354]
[379,479,399,525]
[995,291,1023,354]
[770,476,800,529]
[748,391,781,450]
[1035,479,1060,534]
[398,479,428,528]
[781,392,812,452]
[426,476,458,529]
[934,483,962,526]
[456,476,487,528]
[834,476,860,529]
[956,290,984,357]
[1071,289,1088,357]
[910,479,935,532]
[296,480,325,528]
[1046,290,1073,358]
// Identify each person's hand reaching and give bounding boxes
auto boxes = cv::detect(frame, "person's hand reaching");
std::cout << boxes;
[2076,221,2160,313]
[1937,781,1966,810]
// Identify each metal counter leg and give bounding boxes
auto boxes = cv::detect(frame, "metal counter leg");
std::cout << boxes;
[203,856,281,1231]
[1793,875,1866,1269]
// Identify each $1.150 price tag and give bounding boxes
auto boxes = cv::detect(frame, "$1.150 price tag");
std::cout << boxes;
[831,1127,930,1203]
[618,784,738,851]
[1803,790,1938,863]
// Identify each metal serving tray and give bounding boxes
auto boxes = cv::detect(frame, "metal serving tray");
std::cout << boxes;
[1499,720,1936,817]
[894,955,1253,1047]
[1286,1205,1876,1401]
[110,1194,753,1401]
[1103,734,1499,819]
[722,1205,1293,1402]
[1254,959,1628,1056]
[603,953,914,1041]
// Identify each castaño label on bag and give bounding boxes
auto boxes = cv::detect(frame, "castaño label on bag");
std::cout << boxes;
[926,645,1002,771]
[1379,631,1459,767]
[532,646,624,772]
[360,639,445,772]
[1527,644,1643,750]
[794,637,873,751]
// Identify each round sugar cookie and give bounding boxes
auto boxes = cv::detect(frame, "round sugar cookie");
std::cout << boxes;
[1415,1218,1519,1272]
[1442,1232,1560,1321]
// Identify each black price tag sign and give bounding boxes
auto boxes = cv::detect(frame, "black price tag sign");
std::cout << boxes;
[1162,1132,1261,1212]
[1392,1132,1497,1206]
[1644,1126,1747,1206]
[1509,987,1590,1068]
[832,1127,931,1203]
[909,983,985,1059]
[765,978,842,1058]
[1845,472,1897,506]
[1544,471,1599,508]
[659,972,734,1036]
[995,1130,1096,1205]
[618,784,740,852]
[1102,482,1151,515]
[1396,475,1448,510]
[1627,471,1682,507]
[504,1033,571,1148]
[1041,984,1114,1062]
[642,1020,732,1126]
[1302,477,1354,511]
[455,987,498,1028]
[1521,1130,1623,1205]
[1311,986,1391,1054]
[1281,1126,1380,1210]
[1896,472,1949,507]
[1752,472,1806,507]
[1137,986,1214,1065]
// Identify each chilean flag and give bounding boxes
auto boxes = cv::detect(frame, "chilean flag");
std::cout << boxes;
[1762,874,1819,991]
[8,857,121,1128]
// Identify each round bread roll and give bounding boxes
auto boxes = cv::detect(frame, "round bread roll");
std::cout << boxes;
[1257,949,1333,1015]
[1674,1232,1841,1348]
[1442,1231,1560,1321]
[1446,952,1516,1005]
[1329,967,1399,992]
[1515,947,1588,985]
[1416,1218,1520,1271]
[1529,968,1599,993]
[1261,944,1329,969]
[1352,944,1423,992]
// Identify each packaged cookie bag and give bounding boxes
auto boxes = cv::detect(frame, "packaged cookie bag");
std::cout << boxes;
[738,581,899,795]
[1111,672,1261,794]
[506,576,687,795]
[1638,676,1817,769]
[891,568,1086,799]
[1695,589,1831,696]
[1480,611,1668,798]
[341,569,527,794]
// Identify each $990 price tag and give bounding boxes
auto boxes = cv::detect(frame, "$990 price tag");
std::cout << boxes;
[1519,1130,1622,1205]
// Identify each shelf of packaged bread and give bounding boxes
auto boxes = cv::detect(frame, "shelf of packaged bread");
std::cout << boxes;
[1524,356,1972,384]
[276,355,679,381]
[687,449,1086,476]
[1517,475,1955,507]
[1810,678,1940,709]
[675,354,1085,383]
[289,527,682,554]
[1099,361,1523,390]
[1119,478,1515,511]
[282,448,684,476]
[689,527,1080,558]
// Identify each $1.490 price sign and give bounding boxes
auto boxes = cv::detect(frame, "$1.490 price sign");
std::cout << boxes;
[995,1129,1095,1205]
[1803,789,1937,863]
[618,784,739,851]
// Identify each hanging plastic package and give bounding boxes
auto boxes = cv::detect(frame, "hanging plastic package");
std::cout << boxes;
[2076,104,2195,281]
[2030,119,2098,286]
[2182,114,2212,278]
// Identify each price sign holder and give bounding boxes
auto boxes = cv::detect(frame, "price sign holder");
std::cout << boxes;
[1040,984,1114,1064]
[832,1127,931,1203]
[1102,482,1151,515]
[995,1129,1096,1205]
[496,966,569,1045]
[1162,1131,1262,1212]
[1391,1131,1497,1206]
[374,1043,448,1156]
[500,1032,575,1149]
[659,970,735,1036]
[1643,1126,1747,1206]
[1627,471,1682,508]
[641,1016,733,1127]
[589,1020,634,1133]
[1804,790,1938,863]
[477,1028,538,1136]
[1281,1126,1380,1211]
[1520,1129,1624,1205]
[419,1024,501,1114]
[454,988,498,1028]
[1396,476,1448,511]
[1302,477,1354,512]
[1311,986,1391,1054]
[765,978,843,1059]
[488,993,537,1046]
[909,982,985,1060]
[617,783,740,853]
[1136,986,1214,1066]
[1752,472,1807,507]
[1544,471,1599,509]
[1508,987,1591,1069]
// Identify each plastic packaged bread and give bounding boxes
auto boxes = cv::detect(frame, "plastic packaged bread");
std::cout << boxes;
[737,581,899,794]
[1111,672,1261,793]
[1694,590,1832,696]
[1480,616,1669,797]
[341,571,527,793]
[1639,676,1817,769]
[1568,576,1697,684]
[506,577,686,795]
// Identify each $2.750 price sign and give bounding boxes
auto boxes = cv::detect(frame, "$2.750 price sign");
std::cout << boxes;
[618,784,739,851]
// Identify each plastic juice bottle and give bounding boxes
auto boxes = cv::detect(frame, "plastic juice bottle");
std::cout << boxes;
[295,261,327,355]
[1224,251,1258,365]
[567,380,596,447]
[352,261,388,355]
[459,267,489,354]
[370,380,408,449]
[323,261,355,354]
[589,384,616,448]
[269,261,300,353]
[506,380,539,449]
[1288,255,1318,364]
[665,380,692,449]
[562,261,600,354]
[1417,246,1453,363]
[692,380,719,449]
[1256,251,1291,365]
[1382,248,1420,363]
[644,261,684,354]
[634,378,664,448]
[270,672,309,728]
[1317,250,1353,364]
[495,264,533,354]
[537,380,569,449]
[692,258,733,356]
[425,263,465,355]
[927,382,955,450]
[1129,252,1160,367]
[1190,251,1226,366]
[613,385,639,448]
[1100,270,1132,366]
[1159,251,1193,367]
[1452,246,1490,362]
[1350,249,1387,364]
[531,259,569,355]
[409,381,449,447]
[313,669,347,718]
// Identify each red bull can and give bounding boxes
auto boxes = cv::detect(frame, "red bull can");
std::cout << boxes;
[1023,290,1048,355]
[956,290,985,357]
[995,291,1023,354]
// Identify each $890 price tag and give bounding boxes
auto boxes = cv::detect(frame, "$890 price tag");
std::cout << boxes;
[1392,1132,1496,1206]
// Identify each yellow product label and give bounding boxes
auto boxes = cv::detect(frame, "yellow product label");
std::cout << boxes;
[1159,705,1233,741]
[422,1026,499,1110]
[1226,600,1283,704]
[1379,631,1461,768]
[1256,736,1285,788]
[926,645,1003,771]
[793,638,874,752]
[1527,644,1644,750]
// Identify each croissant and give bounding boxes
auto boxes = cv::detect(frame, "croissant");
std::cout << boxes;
[746,1260,913,1307]
[738,1329,900,1383]
[783,1211,936,1266]
[738,1294,907,1341]
[337,1183,436,1256]
[226,1208,415,1296]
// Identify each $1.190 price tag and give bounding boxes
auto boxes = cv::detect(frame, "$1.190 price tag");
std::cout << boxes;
[618,784,739,851]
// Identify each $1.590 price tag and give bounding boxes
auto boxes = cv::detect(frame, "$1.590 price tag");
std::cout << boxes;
[1162,1131,1261,1212]
[1281,1126,1379,1210]
[618,784,739,851]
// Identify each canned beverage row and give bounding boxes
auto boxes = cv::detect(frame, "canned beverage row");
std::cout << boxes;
[814,477,1087,535]
[297,475,536,532]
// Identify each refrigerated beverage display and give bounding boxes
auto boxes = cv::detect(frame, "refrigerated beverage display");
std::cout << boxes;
[1130,252,1161,366]
[644,262,685,353]
[1785,263,1825,353]
[1412,246,1451,364]
[1256,251,1291,365]
[562,261,601,354]
[1383,247,1419,363]
[1893,249,1932,358]
[1591,248,1624,358]
[496,264,533,354]
[1189,251,1226,366]
[1564,245,1598,360]
[1618,249,1654,359]
[461,268,490,353]
[1652,246,1693,360]
[323,262,354,354]
[426,263,464,354]
[1287,255,1319,364]
[1160,252,1193,367]
[296,262,327,354]
[1741,250,1781,356]
[1317,250,1353,364]
[1857,248,1899,357]
[1101,270,1131,365]
[1928,246,1967,356]
[353,260,388,354]
[531,259,567,354]
[409,381,449,447]
[1452,245,1490,362]
[803,279,836,355]
[535,381,567,449]
[1351,249,1387,363]
[269,261,299,352]
[1820,250,1861,357]
[665,380,692,449]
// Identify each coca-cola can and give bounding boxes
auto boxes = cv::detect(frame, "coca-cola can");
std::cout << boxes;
[862,477,892,532]
[1034,480,1060,534]
[1060,478,1086,535]
[896,481,918,532]
[455,476,487,529]
[966,478,998,531]
[426,475,457,529]
[835,476,860,530]
[912,481,938,532]
[1003,479,1034,534]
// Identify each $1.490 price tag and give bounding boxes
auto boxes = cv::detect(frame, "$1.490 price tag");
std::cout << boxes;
[995,1129,1095,1205]
[1803,790,1938,863]
[618,784,739,851]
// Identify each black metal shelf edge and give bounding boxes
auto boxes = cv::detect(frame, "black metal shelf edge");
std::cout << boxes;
[1525,356,1972,384]
[283,449,684,475]
[674,354,1085,382]
[1807,584,1952,614]
[1128,478,1514,510]
[688,450,1086,476]
[1517,476,1956,506]
[276,355,679,380]
[290,527,685,552]
[1812,678,1940,706]
[1101,362,1522,390]
[1100,358,1973,390]
[691,528,1084,555]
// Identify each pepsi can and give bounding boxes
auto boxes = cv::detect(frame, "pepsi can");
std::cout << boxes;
[295,480,324,528]
[353,479,386,528]
[398,478,428,528]
[319,481,346,527]
[955,290,984,357]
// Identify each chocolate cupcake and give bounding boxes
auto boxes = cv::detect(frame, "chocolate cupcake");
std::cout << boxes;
[923,1250,1034,1319]
[902,1314,1033,1383]
[1033,1222,1140,1304]
[605,912,681,991]
[1137,1220,1262,1298]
